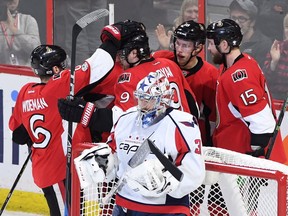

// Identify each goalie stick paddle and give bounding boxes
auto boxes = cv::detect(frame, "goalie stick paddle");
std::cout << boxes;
[128,132,155,168]
[147,139,184,181]
[265,93,288,159]
[0,151,32,216]
[65,8,109,213]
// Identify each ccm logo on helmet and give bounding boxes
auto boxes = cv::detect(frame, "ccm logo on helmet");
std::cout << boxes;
[106,25,120,35]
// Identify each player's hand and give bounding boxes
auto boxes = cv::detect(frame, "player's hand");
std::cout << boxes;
[58,97,95,127]
[155,24,173,50]
[6,9,17,34]
[101,20,146,48]
[246,148,265,157]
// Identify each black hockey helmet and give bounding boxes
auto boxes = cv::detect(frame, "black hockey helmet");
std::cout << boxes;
[31,45,67,76]
[174,20,206,45]
[120,22,150,60]
[206,19,242,47]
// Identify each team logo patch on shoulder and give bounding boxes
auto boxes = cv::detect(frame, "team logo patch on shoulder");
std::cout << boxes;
[180,121,195,128]
[231,69,248,82]
[81,62,88,71]
[118,72,131,83]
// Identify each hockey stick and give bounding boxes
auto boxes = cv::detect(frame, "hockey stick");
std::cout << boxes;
[147,139,183,181]
[265,93,288,159]
[102,137,184,204]
[65,8,109,212]
[244,94,288,214]
[101,138,152,204]
[0,151,32,216]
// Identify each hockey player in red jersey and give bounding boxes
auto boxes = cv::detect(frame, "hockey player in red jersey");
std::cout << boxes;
[8,20,145,215]
[74,71,205,215]
[58,21,199,133]
[206,19,286,160]
[153,20,219,146]
[113,27,199,120]
[205,18,287,216]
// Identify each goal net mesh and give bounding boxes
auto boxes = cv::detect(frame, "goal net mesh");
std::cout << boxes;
[72,145,288,216]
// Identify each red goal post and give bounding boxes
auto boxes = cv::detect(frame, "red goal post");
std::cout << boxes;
[71,143,288,216]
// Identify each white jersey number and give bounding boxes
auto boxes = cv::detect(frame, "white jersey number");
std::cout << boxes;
[240,89,257,106]
[30,114,52,148]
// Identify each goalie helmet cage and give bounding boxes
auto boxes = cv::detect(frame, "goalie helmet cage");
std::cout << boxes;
[71,144,288,216]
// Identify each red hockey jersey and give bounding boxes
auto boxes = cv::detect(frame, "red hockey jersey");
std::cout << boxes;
[212,54,276,154]
[113,57,198,121]
[153,50,219,145]
[9,48,115,188]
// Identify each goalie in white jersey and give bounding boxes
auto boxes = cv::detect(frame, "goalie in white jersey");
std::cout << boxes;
[75,71,205,215]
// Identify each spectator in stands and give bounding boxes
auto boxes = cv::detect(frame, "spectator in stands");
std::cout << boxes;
[155,0,198,50]
[229,0,272,68]
[263,13,288,100]
[253,0,288,41]
[0,0,40,66]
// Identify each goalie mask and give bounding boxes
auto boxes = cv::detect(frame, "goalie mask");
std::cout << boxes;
[134,71,173,128]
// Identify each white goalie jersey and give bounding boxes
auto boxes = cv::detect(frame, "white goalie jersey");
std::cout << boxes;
[108,108,205,215]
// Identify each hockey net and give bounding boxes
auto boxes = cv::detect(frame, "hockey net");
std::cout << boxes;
[71,143,288,216]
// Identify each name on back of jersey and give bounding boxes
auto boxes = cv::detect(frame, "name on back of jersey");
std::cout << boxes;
[22,98,48,112]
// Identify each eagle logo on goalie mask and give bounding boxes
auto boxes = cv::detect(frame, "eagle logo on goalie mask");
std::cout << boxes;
[134,71,173,128]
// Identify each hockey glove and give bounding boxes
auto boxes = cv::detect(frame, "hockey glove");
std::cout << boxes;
[246,133,272,157]
[58,97,96,128]
[100,20,146,48]
[126,159,180,197]
[74,143,116,188]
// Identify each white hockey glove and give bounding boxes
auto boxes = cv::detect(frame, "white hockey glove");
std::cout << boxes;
[74,143,116,189]
[126,159,180,197]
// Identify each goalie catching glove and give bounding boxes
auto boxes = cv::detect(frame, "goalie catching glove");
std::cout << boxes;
[100,20,146,48]
[126,159,180,197]
[74,143,116,189]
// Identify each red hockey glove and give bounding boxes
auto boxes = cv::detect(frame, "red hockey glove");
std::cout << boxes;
[101,25,121,47]
[100,20,146,48]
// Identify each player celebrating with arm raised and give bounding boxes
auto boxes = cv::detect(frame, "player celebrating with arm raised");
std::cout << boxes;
[74,71,205,215]
[58,21,199,133]
[8,20,145,215]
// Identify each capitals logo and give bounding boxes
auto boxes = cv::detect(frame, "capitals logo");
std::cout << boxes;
[231,69,248,82]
